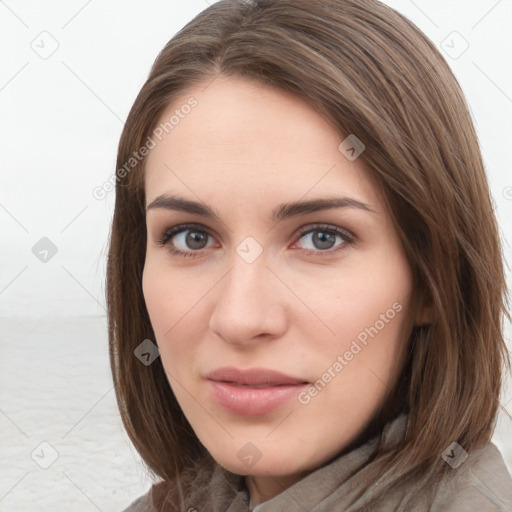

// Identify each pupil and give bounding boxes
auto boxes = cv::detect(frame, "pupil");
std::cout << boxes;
[187,231,207,249]
[314,231,334,250]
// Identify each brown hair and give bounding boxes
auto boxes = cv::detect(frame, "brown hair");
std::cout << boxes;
[107,0,510,494]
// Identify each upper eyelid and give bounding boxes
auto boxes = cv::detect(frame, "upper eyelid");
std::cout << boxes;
[296,224,353,238]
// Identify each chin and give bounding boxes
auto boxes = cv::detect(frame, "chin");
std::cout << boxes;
[205,438,322,479]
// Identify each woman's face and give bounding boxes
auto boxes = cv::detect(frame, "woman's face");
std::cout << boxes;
[142,75,418,479]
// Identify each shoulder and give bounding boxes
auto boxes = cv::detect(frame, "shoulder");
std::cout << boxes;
[121,487,153,512]
[430,442,512,511]
[121,479,193,512]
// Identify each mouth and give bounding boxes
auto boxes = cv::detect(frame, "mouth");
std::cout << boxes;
[206,367,308,386]
[205,366,310,416]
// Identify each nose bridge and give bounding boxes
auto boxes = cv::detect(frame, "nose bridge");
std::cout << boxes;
[220,231,270,300]
[208,249,285,344]
[219,251,270,313]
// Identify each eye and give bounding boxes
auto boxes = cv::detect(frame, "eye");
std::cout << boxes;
[155,222,355,258]
[155,223,217,257]
[292,224,355,256]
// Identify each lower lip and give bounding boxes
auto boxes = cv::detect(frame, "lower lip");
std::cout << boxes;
[207,380,308,416]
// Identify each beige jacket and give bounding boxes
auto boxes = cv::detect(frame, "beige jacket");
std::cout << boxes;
[122,413,512,511]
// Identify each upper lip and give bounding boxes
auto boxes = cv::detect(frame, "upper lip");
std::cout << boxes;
[206,367,308,386]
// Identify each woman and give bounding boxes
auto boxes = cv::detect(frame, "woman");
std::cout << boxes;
[107,0,512,510]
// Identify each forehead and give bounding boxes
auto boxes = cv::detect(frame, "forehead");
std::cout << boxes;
[144,75,379,212]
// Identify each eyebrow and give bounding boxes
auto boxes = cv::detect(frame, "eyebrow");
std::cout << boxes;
[146,194,376,223]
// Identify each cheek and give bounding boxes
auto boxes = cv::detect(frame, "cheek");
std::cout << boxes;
[142,261,183,354]
[142,260,172,336]
[301,256,413,400]
[142,259,206,372]
[309,265,411,347]
[143,257,196,335]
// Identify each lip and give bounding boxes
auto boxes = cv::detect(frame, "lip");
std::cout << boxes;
[206,367,309,416]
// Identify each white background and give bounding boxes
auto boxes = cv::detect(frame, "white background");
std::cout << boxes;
[1,0,511,510]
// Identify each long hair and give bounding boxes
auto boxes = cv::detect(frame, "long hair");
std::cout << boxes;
[107,0,510,490]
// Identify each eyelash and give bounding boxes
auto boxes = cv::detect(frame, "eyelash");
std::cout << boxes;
[155,222,355,258]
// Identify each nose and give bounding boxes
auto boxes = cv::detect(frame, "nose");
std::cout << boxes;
[208,255,288,347]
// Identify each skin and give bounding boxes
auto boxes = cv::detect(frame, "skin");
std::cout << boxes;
[142,75,426,508]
